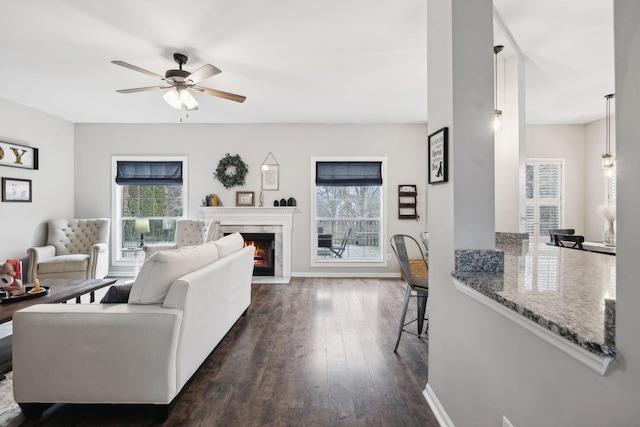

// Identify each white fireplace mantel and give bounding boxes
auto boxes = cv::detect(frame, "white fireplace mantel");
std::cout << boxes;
[200,207,296,283]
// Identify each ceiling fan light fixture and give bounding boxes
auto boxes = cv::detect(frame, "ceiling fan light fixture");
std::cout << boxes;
[163,89,182,109]
[180,89,198,110]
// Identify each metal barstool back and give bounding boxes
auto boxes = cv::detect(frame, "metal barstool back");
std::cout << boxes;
[390,234,429,352]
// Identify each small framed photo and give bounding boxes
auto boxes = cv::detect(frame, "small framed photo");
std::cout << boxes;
[2,177,32,202]
[428,127,448,184]
[261,164,279,190]
[236,191,255,206]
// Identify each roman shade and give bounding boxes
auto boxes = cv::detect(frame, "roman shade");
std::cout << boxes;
[116,161,183,185]
[315,161,382,186]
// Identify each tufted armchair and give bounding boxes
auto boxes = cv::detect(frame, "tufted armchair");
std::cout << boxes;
[27,218,111,283]
[143,219,220,260]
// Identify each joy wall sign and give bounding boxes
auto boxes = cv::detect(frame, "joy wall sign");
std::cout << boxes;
[0,141,39,170]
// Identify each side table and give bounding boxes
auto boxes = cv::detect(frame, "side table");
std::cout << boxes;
[121,247,144,276]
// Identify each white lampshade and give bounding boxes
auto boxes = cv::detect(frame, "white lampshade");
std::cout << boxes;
[134,219,150,234]
[180,89,199,111]
[163,89,182,109]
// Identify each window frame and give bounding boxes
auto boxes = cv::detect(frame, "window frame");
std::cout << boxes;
[310,156,388,268]
[111,155,189,267]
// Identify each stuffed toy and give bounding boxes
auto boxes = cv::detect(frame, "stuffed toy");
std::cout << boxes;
[0,259,23,292]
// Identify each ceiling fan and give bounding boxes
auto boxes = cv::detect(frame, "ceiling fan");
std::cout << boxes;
[112,53,246,111]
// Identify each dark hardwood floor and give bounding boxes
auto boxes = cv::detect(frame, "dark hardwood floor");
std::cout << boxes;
[21,278,438,426]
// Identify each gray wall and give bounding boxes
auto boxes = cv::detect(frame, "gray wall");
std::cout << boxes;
[74,123,428,276]
[0,97,75,266]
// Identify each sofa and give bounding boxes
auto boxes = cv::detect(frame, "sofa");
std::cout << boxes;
[12,232,255,420]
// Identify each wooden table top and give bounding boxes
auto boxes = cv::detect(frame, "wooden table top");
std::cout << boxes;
[0,278,117,324]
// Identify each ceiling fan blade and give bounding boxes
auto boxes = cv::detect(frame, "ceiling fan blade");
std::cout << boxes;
[111,61,166,80]
[116,86,172,94]
[194,86,246,103]
[187,64,221,84]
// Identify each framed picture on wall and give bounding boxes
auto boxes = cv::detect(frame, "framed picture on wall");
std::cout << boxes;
[428,127,448,184]
[2,177,32,202]
[261,164,279,190]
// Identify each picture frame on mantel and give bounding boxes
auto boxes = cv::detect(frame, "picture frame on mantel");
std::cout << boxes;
[236,191,255,207]
[2,177,32,202]
[428,127,448,184]
[0,141,39,170]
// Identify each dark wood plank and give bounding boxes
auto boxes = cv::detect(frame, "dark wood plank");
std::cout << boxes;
[15,278,439,427]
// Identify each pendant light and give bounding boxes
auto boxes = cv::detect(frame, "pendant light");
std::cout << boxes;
[602,93,615,178]
[493,45,504,131]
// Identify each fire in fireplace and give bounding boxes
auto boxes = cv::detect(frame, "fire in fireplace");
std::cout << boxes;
[234,233,275,276]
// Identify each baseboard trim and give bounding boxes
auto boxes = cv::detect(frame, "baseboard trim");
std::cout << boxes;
[424,383,454,427]
[292,272,399,278]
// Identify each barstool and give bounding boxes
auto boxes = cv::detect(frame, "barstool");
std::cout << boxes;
[390,234,429,352]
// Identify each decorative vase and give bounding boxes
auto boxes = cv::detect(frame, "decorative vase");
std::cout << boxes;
[602,222,616,247]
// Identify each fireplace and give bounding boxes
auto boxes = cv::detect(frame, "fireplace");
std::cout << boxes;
[201,206,296,284]
[234,232,275,276]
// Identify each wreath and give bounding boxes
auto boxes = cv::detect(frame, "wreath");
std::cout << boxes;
[214,153,249,189]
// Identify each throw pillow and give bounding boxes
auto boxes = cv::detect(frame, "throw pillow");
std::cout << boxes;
[214,232,245,258]
[128,242,219,305]
[100,284,133,303]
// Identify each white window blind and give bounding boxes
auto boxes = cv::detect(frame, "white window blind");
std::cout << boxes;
[525,160,563,244]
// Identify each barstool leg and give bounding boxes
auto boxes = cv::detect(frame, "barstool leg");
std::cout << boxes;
[417,292,427,335]
[394,284,413,352]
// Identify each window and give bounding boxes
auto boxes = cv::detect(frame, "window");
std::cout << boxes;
[112,157,187,265]
[524,160,563,245]
[312,159,385,264]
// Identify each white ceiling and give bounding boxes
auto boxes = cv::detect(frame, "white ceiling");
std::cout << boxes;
[0,0,613,125]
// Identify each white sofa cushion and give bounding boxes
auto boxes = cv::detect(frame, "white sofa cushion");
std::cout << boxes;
[129,242,219,305]
[214,232,245,258]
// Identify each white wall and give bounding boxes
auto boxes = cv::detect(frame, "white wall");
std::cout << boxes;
[0,97,74,267]
[74,123,427,275]
[495,55,526,233]
[526,124,586,236]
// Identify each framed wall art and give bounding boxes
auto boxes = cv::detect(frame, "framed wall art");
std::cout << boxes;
[0,141,39,170]
[428,127,448,184]
[2,177,32,202]
[236,191,255,206]
[261,152,279,191]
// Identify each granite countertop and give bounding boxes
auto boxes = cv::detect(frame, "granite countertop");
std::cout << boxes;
[452,241,616,358]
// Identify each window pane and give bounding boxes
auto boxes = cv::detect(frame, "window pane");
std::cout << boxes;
[538,205,559,239]
[315,184,382,261]
[526,164,534,199]
[122,218,177,248]
[120,184,183,248]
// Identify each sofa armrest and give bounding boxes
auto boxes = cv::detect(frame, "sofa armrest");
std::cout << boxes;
[143,244,178,260]
[13,304,183,404]
[26,245,56,282]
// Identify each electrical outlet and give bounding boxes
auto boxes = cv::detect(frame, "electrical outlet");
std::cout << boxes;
[503,416,514,427]
[387,253,392,260]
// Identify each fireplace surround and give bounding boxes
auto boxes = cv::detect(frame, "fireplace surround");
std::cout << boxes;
[201,207,296,283]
